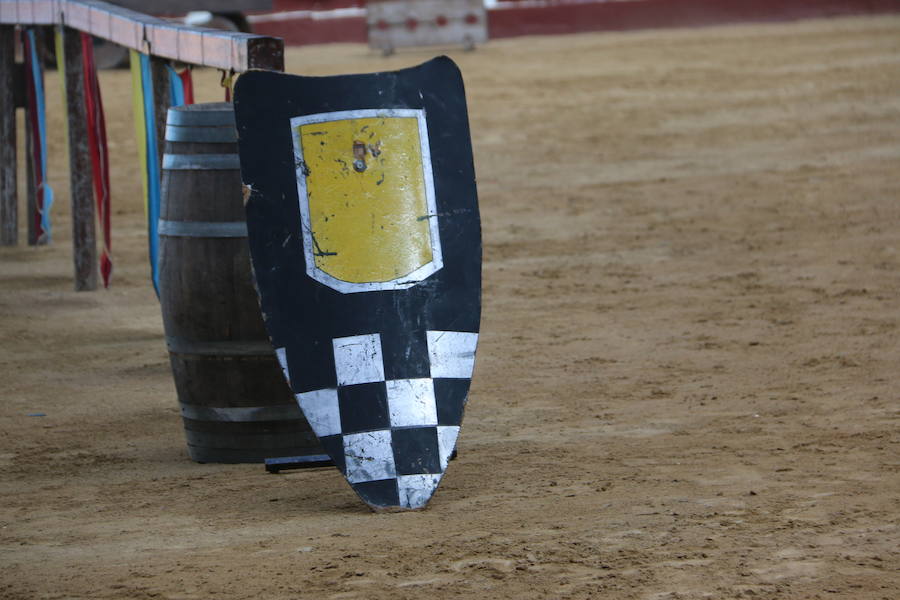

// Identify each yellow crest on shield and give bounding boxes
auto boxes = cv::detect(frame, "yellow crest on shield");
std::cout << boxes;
[291,109,443,294]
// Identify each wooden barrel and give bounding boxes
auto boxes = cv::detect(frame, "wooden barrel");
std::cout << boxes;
[159,102,323,463]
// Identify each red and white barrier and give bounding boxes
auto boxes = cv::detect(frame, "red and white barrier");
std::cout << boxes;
[366,0,487,54]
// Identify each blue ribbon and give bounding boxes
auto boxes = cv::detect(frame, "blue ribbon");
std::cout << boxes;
[139,53,161,296]
[166,64,186,108]
[26,29,53,241]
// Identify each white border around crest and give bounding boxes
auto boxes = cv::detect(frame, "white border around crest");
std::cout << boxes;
[289,108,443,294]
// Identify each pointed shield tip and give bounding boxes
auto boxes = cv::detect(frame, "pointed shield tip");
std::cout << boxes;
[358,475,442,512]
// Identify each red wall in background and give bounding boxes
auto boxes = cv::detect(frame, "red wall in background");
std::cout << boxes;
[250,0,367,44]
[487,0,900,38]
[250,0,900,46]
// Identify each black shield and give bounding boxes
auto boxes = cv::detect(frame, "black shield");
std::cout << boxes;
[234,57,481,511]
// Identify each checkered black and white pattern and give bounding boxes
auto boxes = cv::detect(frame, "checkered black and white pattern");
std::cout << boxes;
[276,330,477,509]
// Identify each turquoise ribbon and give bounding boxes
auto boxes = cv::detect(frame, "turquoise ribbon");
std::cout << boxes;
[26,29,53,241]
[139,53,161,296]
[166,64,186,107]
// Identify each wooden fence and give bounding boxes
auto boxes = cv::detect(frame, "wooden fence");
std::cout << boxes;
[0,0,285,289]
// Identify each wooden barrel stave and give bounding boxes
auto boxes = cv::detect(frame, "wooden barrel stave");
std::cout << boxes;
[159,102,321,463]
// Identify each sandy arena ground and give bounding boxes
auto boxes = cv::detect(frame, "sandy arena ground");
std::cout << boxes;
[1,15,899,600]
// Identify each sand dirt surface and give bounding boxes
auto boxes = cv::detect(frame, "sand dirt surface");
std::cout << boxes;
[2,15,899,600]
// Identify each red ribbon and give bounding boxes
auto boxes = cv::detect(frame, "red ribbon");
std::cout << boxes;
[179,67,195,105]
[80,33,113,287]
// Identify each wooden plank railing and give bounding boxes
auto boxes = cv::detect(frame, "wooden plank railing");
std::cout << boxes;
[0,0,285,290]
[0,0,284,71]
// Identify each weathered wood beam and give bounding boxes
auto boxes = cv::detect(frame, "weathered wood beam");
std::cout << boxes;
[61,25,98,290]
[150,55,170,172]
[26,106,36,244]
[0,1,284,72]
[0,24,17,246]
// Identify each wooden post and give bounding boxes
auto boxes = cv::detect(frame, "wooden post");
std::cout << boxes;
[150,55,170,171]
[62,26,98,291]
[0,25,17,246]
[26,108,36,244]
